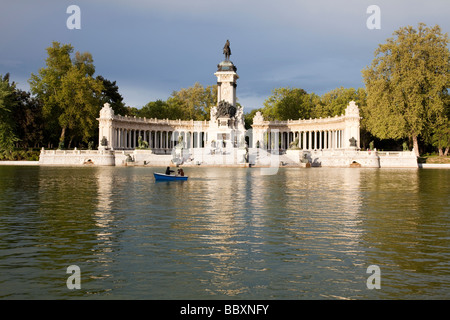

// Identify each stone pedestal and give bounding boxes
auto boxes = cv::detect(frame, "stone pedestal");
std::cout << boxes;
[207,59,245,152]
[215,60,239,107]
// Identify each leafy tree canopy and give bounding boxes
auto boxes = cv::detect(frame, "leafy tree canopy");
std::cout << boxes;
[362,23,450,156]
[29,41,104,148]
[0,74,19,149]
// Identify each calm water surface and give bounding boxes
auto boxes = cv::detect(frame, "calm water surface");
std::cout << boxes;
[0,166,449,299]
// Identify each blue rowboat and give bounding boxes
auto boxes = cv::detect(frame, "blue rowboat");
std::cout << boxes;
[154,172,188,181]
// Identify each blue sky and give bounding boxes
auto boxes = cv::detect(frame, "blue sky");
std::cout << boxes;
[1,0,449,111]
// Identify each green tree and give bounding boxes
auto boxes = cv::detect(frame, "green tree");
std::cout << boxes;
[432,125,450,156]
[315,87,367,118]
[202,84,217,121]
[244,108,261,130]
[96,75,128,116]
[168,82,217,120]
[138,99,173,119]
[73,51,95,77]
[362,23,450,156]
[56,63,104,147]
[430,94,450,156]
[11,88,44,149]
[0,74,19,149]
[29,42,104,148]
[262,87,313,120]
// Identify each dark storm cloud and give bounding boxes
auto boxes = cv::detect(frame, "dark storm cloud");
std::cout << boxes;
[1,0,449,110]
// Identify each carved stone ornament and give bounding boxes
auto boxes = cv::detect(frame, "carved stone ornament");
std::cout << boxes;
[216,100,236,118]
[253,111,264,124]
[345,101,360,117]
[100,103,114,118]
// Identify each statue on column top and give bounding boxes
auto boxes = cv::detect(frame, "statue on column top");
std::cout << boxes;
[223,40,231,61]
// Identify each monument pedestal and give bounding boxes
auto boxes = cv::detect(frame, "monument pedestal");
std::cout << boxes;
[206,54,245,155]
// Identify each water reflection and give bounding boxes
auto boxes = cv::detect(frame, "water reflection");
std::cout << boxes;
[96,167,114,223]
[0,166,449,299]
[169,169,259,296]
[92,167,117,285]
[357,169,450,298]
[164,168,370,298]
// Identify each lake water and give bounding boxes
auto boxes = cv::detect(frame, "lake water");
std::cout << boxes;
[0,166,449,299]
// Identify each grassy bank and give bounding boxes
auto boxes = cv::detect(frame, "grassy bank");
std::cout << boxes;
[418,154,450,164]
[0,149,40,161]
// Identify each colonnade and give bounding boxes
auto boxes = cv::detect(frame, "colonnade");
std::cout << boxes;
[109,128,207,150]
[260,129,344,150]
[98,102,360,152]
[106,126,345,151]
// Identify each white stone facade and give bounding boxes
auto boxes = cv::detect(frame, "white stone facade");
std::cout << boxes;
[39,53,418,168]
[251,101,361,151]
[98,104,210,153]
[97,60,246,154]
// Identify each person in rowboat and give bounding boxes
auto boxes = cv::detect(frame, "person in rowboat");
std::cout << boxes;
[165,166,175,175]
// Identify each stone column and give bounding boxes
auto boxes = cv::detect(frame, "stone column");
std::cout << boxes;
[160,131,163,149]
[337,130,339,149]
[318,130,322,150]
[328,131,331,149]
[302,131,306,150]
[109,125,114,149]
[338,130,341,149]
[129,130,132,149]
[334,130,337,149]
[308,131,311,150]
[331,131,334,149]
[164,131,168,149]
[150,131,153,149]
[130,130,133,149]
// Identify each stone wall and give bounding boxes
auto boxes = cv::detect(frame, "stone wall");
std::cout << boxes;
[378,151,418,168]
[284,149,417,168]
[38,147,418,168]
[39,149,115,166]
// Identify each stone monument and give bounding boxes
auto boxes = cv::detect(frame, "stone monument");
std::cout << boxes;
[207,40,245,150]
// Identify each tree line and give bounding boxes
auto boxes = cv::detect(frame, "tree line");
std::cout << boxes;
[0,23,448,157]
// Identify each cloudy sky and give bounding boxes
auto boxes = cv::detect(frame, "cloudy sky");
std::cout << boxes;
[1,0,449,111]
